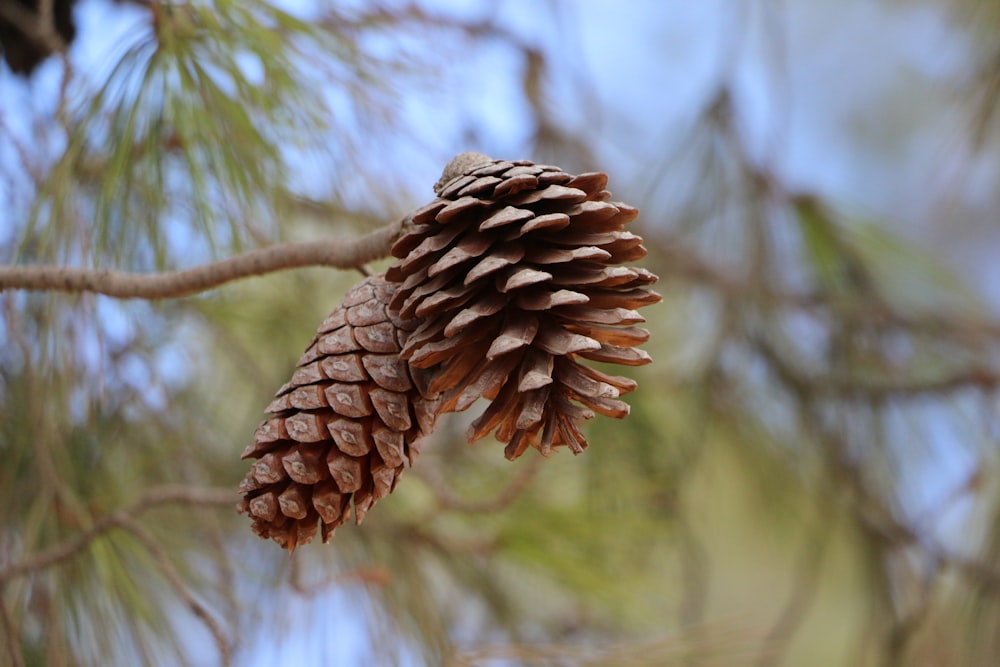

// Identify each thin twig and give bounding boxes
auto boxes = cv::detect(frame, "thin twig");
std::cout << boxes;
[415,455,543,514]
[288,560,392,595]
[755,334,1000,400]
[754,526,828,667]
[769,356,1000,601]
[0,485,235,583]
[0,597,25,667]
[118,517,232,667]
[0,1,66,56]
[38,0,55,31]
[654,239,1000,341]
[0,220,404,299]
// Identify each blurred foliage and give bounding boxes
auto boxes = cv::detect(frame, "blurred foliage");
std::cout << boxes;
[3,1,1000,667]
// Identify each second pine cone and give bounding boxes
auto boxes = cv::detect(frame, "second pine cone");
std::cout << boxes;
[385,153,660,460]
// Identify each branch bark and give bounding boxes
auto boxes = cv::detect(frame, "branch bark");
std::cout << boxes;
[0,219,404,299]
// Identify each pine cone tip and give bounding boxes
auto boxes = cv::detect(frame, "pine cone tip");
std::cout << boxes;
[434,152,494,195]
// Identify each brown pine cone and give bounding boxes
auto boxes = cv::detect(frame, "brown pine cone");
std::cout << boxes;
[385,152,660,460]
[238,275,440,550]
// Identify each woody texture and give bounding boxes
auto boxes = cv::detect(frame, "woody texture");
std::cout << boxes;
[239,152,661,550]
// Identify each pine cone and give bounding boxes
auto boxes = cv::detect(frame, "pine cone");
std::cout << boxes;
[238,275,439,550]
[385,152,660,460]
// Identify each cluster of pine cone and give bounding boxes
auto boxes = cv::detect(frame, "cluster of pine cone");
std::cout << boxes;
[238,153,661,550]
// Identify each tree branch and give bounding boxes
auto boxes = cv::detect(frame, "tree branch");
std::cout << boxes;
[754,334,1000,400]
[288,561,392,596]
[654,239,1000,341]
[0,219,404,299]
[0,485,236,583]
[0,598,25,667]
[414,455,543,514]
[754,526,829,667]
[119,517,232,666]
[766,349,1000,603]
[0,0,66,56]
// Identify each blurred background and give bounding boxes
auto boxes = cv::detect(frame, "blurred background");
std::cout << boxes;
[3,0,1000,665]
